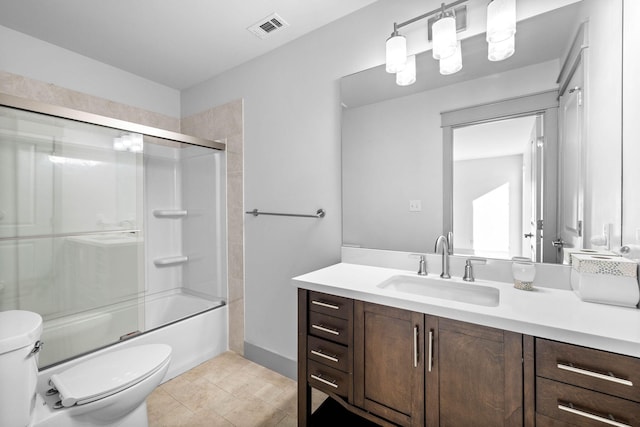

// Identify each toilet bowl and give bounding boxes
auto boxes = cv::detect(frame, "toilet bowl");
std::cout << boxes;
[0,310,171,427]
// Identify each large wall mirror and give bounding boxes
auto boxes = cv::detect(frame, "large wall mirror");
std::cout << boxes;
[341,0,628,265]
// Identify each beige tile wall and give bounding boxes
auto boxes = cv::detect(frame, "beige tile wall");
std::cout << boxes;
[182,101,244,355]
[0,71,180,131]
[1,71,244,354]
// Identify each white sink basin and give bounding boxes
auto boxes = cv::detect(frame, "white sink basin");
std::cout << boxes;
[377,275,500,307]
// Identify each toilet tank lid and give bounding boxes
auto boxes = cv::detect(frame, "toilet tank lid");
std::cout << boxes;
[0,310,43,355]
[50,343,172,407]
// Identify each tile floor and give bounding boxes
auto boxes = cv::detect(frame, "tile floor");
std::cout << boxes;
[148,351,326,426]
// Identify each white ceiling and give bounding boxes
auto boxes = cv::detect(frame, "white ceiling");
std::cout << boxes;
[453,115,537,161]
[0,0,378,90]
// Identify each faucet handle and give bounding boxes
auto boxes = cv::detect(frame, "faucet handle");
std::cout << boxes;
[409,253,428,276]
[463,258,486,282]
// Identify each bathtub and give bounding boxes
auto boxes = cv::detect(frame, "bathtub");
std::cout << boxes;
[145,290,223,329]
[37,292,227,390]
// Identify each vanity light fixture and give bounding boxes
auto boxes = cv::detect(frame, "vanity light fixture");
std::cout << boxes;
[486,0,516,61]
[440,41,462,75]
[385,0,467,85]
[385,0,517,86]
[385,24,407,73]
[432,8,458,61]
[488,34,515,61]
[396,54,417,86]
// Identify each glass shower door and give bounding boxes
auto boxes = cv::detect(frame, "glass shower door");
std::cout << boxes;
[0,106,145,366]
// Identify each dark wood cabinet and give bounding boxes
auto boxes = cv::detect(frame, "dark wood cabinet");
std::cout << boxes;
[298,289,355,426]
[299,288,640,427]
[354,301,425,427]
[431,317,523,426]
[534,338,640,426]
[299,289,525,426]
[536,377,640,426]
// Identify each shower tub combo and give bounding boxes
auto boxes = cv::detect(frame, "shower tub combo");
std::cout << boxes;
[0,94,228,380]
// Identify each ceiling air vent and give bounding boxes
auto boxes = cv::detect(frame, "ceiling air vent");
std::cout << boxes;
[248,13,289,39]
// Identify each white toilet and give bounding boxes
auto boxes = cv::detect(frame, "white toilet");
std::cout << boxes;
[0,310,171,427]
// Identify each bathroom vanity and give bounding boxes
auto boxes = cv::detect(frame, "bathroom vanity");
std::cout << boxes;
[294,262,640,427]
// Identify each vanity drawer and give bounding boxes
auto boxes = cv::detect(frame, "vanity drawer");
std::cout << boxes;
[308,335,350,372]
[536,338,640,403]
[308,359,349,398]
[536,377,640,427]
[309,311,350,345]
[308,291,352,320]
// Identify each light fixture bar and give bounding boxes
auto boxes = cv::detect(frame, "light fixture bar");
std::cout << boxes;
[394,0,468,31]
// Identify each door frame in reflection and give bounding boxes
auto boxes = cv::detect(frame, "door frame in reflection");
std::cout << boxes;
[442,90,559,263]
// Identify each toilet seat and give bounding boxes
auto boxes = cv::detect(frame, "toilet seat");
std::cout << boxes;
[49,344,171,408]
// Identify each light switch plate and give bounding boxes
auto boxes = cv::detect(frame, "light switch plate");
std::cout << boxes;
[409,200,422,212]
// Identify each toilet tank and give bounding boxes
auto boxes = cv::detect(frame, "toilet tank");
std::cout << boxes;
[0,310,43,427]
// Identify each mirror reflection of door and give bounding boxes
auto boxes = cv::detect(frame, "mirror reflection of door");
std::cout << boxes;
[557,60,585,261]
[523,116,544,262]
[453,115,542,261]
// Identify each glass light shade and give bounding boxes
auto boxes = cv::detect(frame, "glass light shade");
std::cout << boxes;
[439,41,462,75]
[488,34,515,61]
[396,54,416,86]
[432,12,457,60]
[386,34,407,73]
[487,0,516,43]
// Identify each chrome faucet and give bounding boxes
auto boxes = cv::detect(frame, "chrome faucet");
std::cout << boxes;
[434,235,451,279]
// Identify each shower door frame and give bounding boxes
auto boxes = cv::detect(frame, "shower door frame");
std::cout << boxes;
[0,93,226,151]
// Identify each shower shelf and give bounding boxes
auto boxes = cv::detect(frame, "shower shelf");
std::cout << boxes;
[153,209,188,218]
[153,256,189,266]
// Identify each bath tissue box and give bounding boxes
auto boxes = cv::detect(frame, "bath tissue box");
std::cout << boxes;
[562,248,617,265]
[570,254,639,308]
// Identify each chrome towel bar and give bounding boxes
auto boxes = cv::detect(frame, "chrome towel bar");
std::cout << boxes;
[245,209,326,218]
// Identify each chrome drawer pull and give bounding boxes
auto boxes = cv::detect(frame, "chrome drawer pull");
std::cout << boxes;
[311,374,338,388]
[558,402,631,427]
[557,363,634,387]
[413,326,419,368]
[311,324,340,336]
[311,300,340,310]
[428,330,434,373]
[311,349,339,363]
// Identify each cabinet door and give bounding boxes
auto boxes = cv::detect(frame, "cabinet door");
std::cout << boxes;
[354,301,424,427]
[436,318,523,427]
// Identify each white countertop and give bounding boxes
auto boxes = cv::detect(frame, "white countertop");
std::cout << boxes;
[293,262,640,358]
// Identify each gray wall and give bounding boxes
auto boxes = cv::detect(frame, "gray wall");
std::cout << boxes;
[0,26,180,118]
[181,0,446,370]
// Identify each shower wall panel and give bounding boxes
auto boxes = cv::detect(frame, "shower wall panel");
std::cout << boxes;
[145,140,226,301]
[144,141,184,296]
[182,146,226,300]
